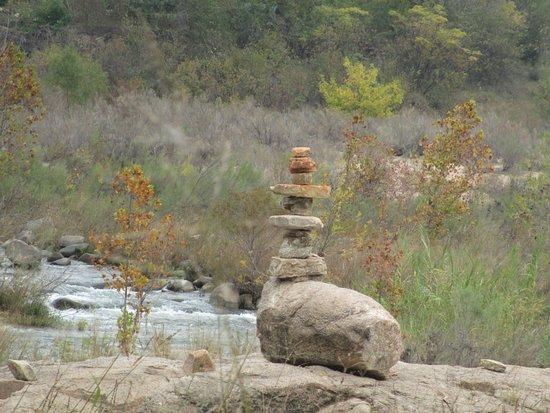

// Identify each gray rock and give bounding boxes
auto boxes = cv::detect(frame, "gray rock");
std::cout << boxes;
[282,196,313,215]
[52,297,94,310]
[167,279,194,292]
[59,235,85,248]
[4,239,41,269]
[278,236,313,258]
[239,293,255,310]
[193,275,213,289]
[201,282,214,293]
[269,255,327,279]
[52,258,71,266]
[59,243,89,257]
[209,282,240,309]
[480,359,506,373]
[47,251,64,263]
[77,253,99,265]
[7,360,36,381]
[16,229,35,245]
[257,278,403,379]
[269,215,323,230]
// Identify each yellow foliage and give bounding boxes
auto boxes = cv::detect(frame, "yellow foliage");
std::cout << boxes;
[319,58,403,117]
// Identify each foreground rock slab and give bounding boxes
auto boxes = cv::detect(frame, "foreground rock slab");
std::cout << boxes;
[4,239,42,268]
[257,278,403,379]
[7,360,36,381]
[0,354,548,412]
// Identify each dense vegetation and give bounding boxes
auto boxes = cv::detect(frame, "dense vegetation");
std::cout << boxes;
[0,1,548,367]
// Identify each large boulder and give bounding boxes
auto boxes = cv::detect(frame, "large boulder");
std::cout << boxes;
[59,235,85,248]
[166,279,194,293]
[257,278,403,379]
[7,360,36,381]
[4,239,42,269]
[193,275,213,289]
[209,282,240,309]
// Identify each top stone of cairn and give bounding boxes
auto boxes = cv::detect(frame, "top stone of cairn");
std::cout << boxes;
[291,147,311,158]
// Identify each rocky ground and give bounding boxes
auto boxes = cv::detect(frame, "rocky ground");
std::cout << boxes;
[0,354,548,412]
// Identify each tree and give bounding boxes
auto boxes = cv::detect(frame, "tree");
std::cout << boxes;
[390,5,479,99]
[319,58,403,117]
[43,46,108,104]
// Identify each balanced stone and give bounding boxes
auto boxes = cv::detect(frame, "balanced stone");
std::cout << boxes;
[291,172,313,185]
[282,196,313,215]
[269,255,327,279]
[271,184,331,199]
[257,278,404,379]
[291,147,311,158]
[269,215,323,230]
[289,157,316,174]
[278,237,312,259]
[480,359,506,373]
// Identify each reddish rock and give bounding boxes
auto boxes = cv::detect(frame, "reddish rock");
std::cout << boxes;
[291,172,313,185]
[289,157,316,173]
[183,350,215,374]
[271,184,331,199]
[291,147,311,158]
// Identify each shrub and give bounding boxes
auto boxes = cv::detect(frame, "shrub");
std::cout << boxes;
[43,46,108,104]
[21,0,70,33]
[319,58,404,117]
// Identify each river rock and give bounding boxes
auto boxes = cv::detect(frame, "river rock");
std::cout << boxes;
[201,282,214,293]
[52,297,94,310]
[59,235,85,248]
[209,282,239,309]
[78,253,99,265]
[271,184,331,199]
[269,255,327,279]
[193,275,213,289]
[59,243,89,257]
[480,359,506,373]
[7,360,36,381]
[167,279,194,293]
[257,278,403,379]
[183,350,215,374]
[52,257,71,266]
[4,239,41,269]
[47,251,63,263]
[269,215,323,230]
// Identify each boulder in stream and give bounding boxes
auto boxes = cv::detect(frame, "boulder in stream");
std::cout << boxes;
[4,239,41,269]
[209,282,239,309]
[193,275,213,289]
[167,279,194,293]
[52,297,94,310]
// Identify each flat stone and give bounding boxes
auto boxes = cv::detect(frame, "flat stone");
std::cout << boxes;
[47,251,63,262]
[269,255,327,279]
[59,243,89,257]
[78,253,99,265]
[271,184,331,199]
[480,359,506,373]
[291,147,311,158]
[7,360,36,381]
[291,172,313,185]
[282,196,313,215]
[59,235,85,247]
[52,258,71,266]
[269,215,323,230]
[289,157,316,173]
[183,350,215,374]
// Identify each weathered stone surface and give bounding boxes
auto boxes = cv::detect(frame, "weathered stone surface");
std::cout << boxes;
[289,156,316,173]
[7,360,36,381]
[318,398,372,413]
[183,350,215,374]
[52,257,71,266]
[4,239,41,269]
[60,243,89,257]
[278,236,313,258]
[47,251,63,263]
[209,282,240,309]
[52,297,94,310]
[480,359,506,373]
[0,355,548,412]
[282,196,313,215]
[59,235,85,248]
[269,215,323,230]
[193,275,213,289]
[77,253,99,265]
[291,172,313,185]
[257,278,403,379]
[0,380,26,400]
[268,255,326,279]
[16,230,35,245]
[291,147,311,158]
[271,184,331,199]
[167,279,194,293]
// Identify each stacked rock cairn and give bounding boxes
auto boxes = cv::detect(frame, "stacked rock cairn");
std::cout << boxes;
[267,146,330,282]
[257,147,403,380]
